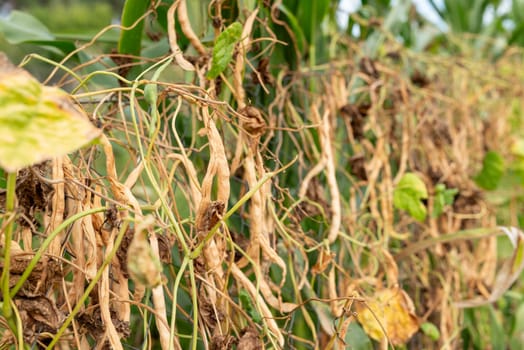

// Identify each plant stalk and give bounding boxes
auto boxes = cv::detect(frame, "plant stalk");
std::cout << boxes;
[1,171,17,333]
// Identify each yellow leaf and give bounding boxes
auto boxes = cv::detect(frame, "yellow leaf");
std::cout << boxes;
[0,53,100,172]
[356,287,419,345]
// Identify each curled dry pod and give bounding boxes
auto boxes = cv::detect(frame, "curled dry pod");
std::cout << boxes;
[238,106,266,137]
[127,216,162,288]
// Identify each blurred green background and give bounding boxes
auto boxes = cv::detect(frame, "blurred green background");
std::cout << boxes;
[2,0,524,61]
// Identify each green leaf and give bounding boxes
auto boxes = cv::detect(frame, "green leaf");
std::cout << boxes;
[296,0,330,44]
[474,151,505,190]
[239,288,262,323]
[206,22,243,79]
[345,322,373,350]
[0,55,100,172]
[510,303,524,349]
[488,306,506,350]
[277,4,307,55]
[0,10,54,43]
[20,40,77,55]
[397,172,428,198]
[0,11,75,54]
[393,172,428,221]
[394,189,427,221]
[421,322,440,341]
[432,184,458,218]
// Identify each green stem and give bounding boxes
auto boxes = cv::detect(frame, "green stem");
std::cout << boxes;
[129,75,190,256]
[189,262,199,350]
[168,256,190,350]
[11,298,26,348]
[1,171,17,332]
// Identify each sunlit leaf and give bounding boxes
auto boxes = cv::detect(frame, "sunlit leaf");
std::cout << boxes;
[421,322,440,341]
[511,138,524,158]
[0,54,100,172]
[207,22,242,79]
[356,287,419,345]
[393,172,428,221]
